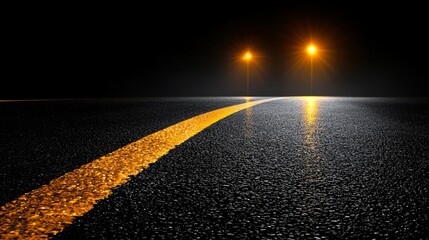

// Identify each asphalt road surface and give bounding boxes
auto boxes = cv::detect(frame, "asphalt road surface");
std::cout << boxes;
[1,97,429,239]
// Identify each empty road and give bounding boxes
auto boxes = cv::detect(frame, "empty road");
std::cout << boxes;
[1,97,429,239]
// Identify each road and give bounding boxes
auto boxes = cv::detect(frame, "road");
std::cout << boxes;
[1,97,429,239]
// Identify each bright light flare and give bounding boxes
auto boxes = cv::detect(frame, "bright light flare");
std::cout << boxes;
[229,46,265,95]
[287,36,333,89]
[243,51,252,61]
[307,45,317,56]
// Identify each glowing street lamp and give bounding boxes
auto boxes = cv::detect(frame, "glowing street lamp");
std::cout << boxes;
[306,44,317,95]
[307,45,317,56]
[243,51,252,96]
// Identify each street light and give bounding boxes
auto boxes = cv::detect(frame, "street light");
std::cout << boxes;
[306,44,317,95]
[243,51,252,96]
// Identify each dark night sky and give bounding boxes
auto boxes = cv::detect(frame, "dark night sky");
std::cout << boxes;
[3,2,428,99]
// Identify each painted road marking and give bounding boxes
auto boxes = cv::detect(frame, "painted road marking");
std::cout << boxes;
[0,97,283,239]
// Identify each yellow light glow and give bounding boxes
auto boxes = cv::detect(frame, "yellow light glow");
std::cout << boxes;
[302,96,321,165]
[243,51,252,61]
[304,96,318,127]
[307,45,317,56]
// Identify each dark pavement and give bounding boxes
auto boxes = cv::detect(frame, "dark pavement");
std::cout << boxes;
[1,97,429,239]
[0,97,246,206]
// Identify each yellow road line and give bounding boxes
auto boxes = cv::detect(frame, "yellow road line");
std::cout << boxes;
[0,97,283,239]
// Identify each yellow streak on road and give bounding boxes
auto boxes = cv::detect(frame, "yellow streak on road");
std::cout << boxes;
[0,97,282,239]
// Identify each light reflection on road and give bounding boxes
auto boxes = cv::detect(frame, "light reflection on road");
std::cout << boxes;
[300,96,324,223]
[302,96,320,162]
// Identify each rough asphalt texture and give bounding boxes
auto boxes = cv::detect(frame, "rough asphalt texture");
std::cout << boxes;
[1,97,429,239]
[0,97,245,206]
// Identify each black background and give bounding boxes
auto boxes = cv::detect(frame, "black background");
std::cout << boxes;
[3,2,428,99]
